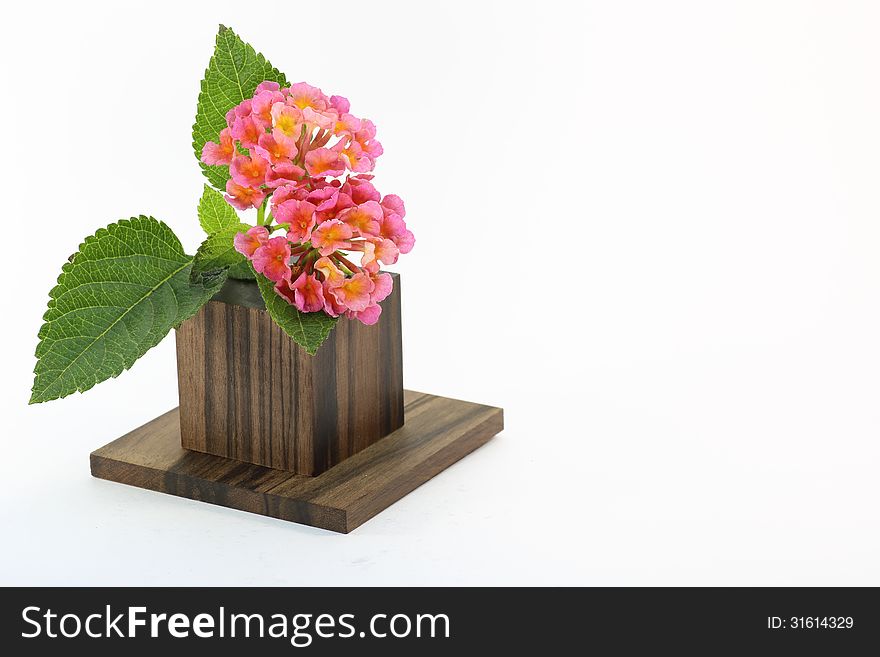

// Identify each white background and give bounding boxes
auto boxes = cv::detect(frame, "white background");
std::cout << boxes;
[1,0,879,585]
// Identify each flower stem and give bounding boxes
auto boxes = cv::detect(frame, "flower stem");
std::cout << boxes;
[294,125,310,167]
[332,252,360,275]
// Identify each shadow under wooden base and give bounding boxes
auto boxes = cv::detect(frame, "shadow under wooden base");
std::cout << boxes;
[90,390,503,533]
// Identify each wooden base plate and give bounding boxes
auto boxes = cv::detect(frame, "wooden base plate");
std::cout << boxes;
[90,390,503,533]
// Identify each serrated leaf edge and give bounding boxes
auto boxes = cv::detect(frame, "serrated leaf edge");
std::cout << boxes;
[30,217,214,404]
[192,25,288,190]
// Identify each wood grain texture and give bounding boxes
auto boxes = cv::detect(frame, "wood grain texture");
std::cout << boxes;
[90,391,504,533]
[175,273,403,475]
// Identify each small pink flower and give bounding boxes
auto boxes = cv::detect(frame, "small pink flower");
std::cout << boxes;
[225,180,265,210]
[274,200,317,243]
[230,154,269,188]
[252,90,285,129]
[226,99,253,127]
[363,139,383,160]
[347,303,382,325]
[333,113,363,137]
[381,194,406,218]
[311,219,353,256]
[255,133,296,164]
[379,213,415,254]
[354,118,376,143]
[306,186,339,212]
[256,81,281,93]
[287,82,329,111]
[318,191,353,223]
[338,201,383,236]
[379,212,406,237]
[305,148,346,177]
[252,236,291,283]
[233,226,269,257]
[334,140,373,173]
[354,120,383,160]
[230,115,263,149]
[271,103,303,140]
[322,284,347,317]
[201,128,235,166]
[370,272,394,304]
[266,163,304,188]
[302,107,337,131]
[289,272,325,312]
[271,183,309,206]
[314,255,345,285]
[345,178,381,204]
[328,273,374,312]
[330,95,350,113]
[274,278,297,305]
[361,238,400,269]
[395,230,415,254]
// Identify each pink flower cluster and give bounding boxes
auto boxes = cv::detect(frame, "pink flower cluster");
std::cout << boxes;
[201,81,414,325]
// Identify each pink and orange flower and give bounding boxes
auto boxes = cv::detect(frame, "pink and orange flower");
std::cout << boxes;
[200,80,415,324]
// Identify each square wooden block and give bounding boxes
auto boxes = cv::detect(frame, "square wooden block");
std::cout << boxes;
[175,274,404,476]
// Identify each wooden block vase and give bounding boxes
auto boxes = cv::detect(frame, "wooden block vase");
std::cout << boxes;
[90,271,505,532]
[174,273,404,476]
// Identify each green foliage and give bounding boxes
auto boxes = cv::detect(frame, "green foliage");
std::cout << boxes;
[191,186,247,282]
[192,25,288,189]
[227,260,256,280]
[191,225,248,282]
[30,217,223,403]
[197,183,239,234]
[255,273,337,355]
[29,27,343,405]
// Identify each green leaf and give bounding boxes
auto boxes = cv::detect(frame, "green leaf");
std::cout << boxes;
[193,25,288,189]
[191,222,249,281]
[192,185,244,284]
[255,274,338,355]
[30,217,224,404]
[197,184,239,234]
[227,260,256,280]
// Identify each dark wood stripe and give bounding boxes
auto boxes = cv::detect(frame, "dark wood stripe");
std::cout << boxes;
[387,276,404,431]
[313,328,338,472]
